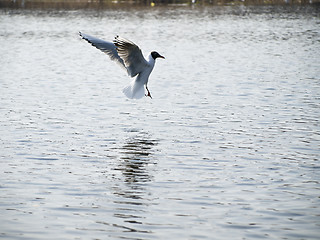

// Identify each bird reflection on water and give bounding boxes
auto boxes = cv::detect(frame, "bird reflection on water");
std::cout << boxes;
[112,130,158,200]
[117,131,158,185]
[110,131,159,235]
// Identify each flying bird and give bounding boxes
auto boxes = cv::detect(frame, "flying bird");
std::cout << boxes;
[79,32,165,99]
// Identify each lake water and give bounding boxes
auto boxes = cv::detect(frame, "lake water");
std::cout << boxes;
[1,4,320,240]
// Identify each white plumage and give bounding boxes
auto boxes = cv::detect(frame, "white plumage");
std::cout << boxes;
[79,32,164,99]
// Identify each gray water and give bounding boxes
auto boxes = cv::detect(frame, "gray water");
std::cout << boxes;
[1,5,320,240]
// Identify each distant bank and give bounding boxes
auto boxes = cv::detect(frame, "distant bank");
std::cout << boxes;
[0,0,319,10]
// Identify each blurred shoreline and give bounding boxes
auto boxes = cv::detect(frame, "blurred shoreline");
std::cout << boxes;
[0,0,319,10]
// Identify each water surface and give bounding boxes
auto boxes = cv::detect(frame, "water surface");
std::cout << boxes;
[0,4,320,240]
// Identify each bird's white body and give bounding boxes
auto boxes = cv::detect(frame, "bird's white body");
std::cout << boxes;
[79,32,164,99]
[123,54,156,99]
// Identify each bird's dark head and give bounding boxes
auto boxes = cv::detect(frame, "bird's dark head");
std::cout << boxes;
[151,51,165,60]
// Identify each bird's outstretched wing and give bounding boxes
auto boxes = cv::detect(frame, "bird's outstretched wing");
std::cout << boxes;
[113,36,149,77]
[79,32,126,72]
[79,32,149,78]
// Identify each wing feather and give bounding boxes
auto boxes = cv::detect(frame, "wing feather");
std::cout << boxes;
[79,32,126,71]
[80,33,148,78]
[113,36,149,77]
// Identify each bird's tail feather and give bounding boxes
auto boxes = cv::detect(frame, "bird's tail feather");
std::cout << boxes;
[122,80,145,99]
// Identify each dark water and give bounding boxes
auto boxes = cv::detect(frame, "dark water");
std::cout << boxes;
[1,4,320,240]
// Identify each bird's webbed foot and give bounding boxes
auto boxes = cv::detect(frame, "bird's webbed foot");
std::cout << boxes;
[145,86,152,99]
[145,91,152,99]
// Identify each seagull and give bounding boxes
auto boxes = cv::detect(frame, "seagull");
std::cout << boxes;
[79,32,165,99]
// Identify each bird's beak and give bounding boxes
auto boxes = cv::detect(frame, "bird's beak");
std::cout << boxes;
[159,55,165,59]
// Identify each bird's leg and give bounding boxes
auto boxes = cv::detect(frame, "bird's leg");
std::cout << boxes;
[145,85,152,99]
